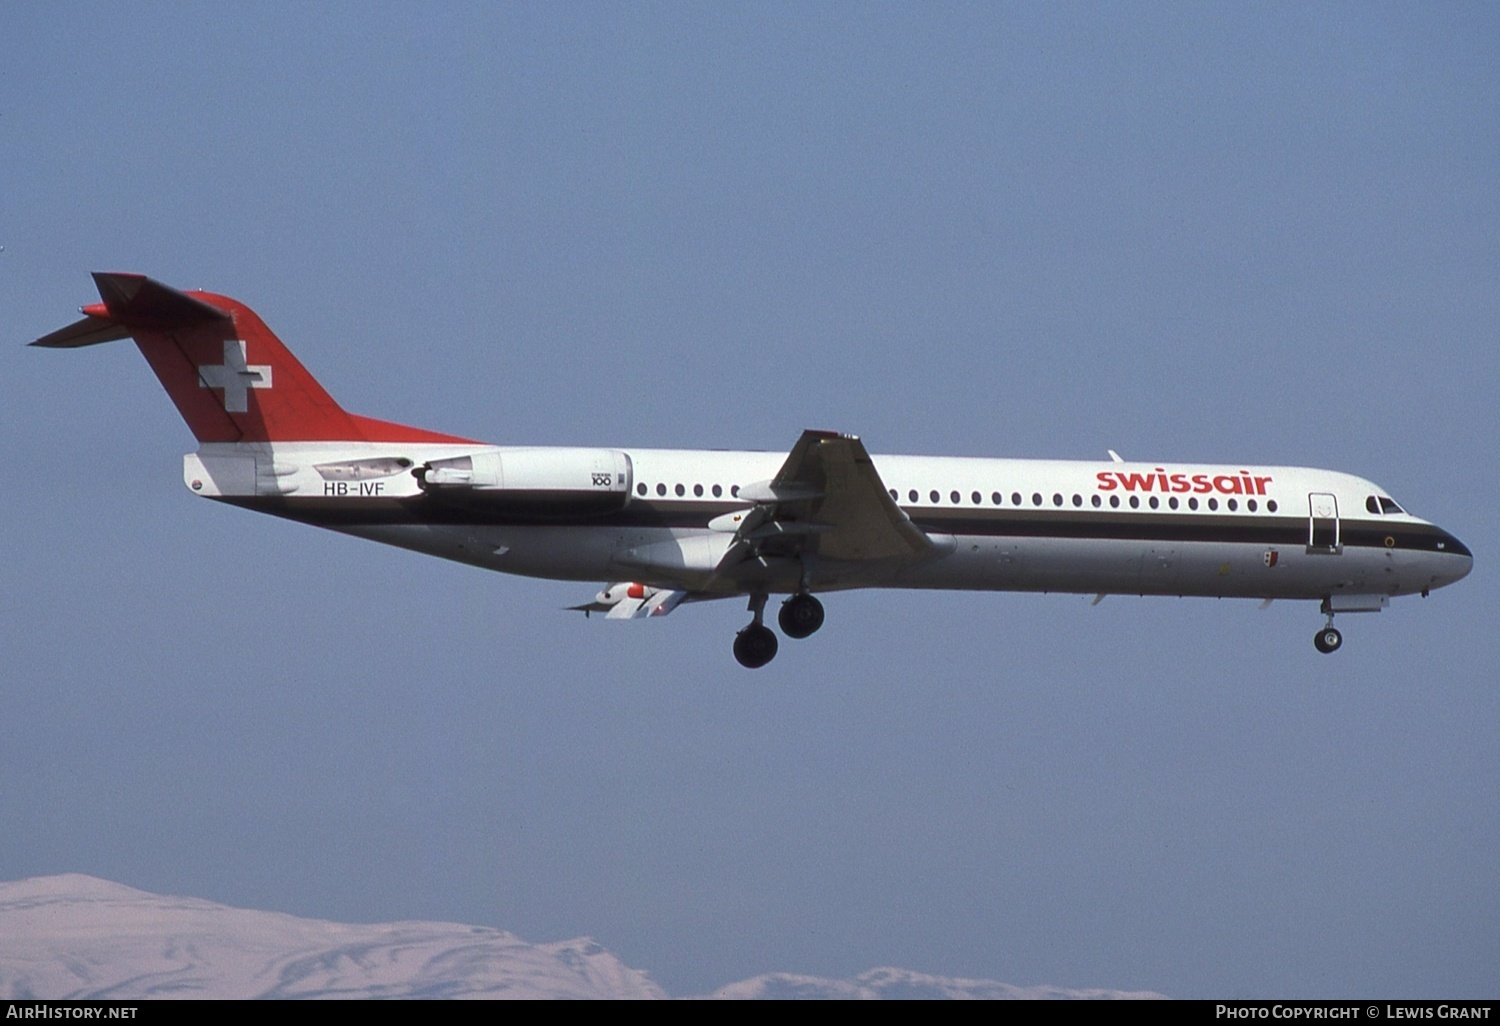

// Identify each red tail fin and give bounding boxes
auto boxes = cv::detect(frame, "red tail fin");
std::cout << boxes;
[32,273,473,445]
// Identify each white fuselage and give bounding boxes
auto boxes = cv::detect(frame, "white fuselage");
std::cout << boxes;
[38,271,1471,663]
[184,441,1473,607]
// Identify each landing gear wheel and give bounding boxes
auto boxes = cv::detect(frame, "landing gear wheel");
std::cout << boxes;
[734,624,779,669]
[1314,627,1343,654]
[778,593,825,639]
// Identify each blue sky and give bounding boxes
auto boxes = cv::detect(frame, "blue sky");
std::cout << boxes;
[3,2,1497,997]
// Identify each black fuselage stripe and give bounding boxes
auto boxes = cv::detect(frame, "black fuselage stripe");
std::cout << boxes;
[221,497,1471,557]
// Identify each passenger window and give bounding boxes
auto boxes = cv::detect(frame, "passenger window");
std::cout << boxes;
[1169,497,1179,510]
[889,489,898,500]
[1072,494,1082,507]
[1012,492,1022,506]
[1247,499,1257,512]
[1208,497,1218,511]
[1148,496,1159,509]
[713,484,722,498]
[992,492,1003,505]
[656,483,667,496]
[675,483,685,497]
[1110,495,1120,508]
[1227,498,1237,511]
[1267,499,1277,512]
[1052,493,1063,507]
[1188,497,1198,511]
[909,489,919,503]
[930,490,940,503]
[1091,495,1101,508]
[1129,496,1140,509]
[637,483,647,496]
[951,490,961,504]
[972,491,982,505]
[694,484,703,497]
[1032,493,1043,506]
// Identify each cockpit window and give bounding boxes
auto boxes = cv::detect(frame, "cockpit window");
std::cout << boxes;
[1366,495,1407,516]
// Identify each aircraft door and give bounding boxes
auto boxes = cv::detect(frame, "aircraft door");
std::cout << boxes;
[1307,492,1342,554]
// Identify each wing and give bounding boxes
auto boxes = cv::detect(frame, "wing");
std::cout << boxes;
[712,430,936,588]
[575,432,937,612]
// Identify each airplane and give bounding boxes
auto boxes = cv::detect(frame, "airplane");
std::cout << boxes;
[32,273,1472,668]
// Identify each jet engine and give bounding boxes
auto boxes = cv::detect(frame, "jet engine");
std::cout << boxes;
[418,448,632,517]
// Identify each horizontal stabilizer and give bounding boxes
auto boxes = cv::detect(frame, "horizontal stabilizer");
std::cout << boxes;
[30,273,230,348]
[89,272,232,329]
[30,315,130,349]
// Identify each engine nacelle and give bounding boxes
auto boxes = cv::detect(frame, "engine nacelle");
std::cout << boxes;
[420,447,632,517]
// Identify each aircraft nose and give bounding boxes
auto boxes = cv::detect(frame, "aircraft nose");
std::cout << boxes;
[1436,528,1473,586]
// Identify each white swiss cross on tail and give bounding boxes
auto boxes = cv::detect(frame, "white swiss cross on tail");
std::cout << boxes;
[198,340,272,413]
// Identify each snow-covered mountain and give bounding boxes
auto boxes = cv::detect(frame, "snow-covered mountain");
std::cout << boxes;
[0,875,662,999]
[0,875,1163,999]
[701,969,1163,1000]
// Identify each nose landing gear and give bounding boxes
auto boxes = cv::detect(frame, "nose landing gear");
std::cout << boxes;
[1313,605,1343,654]
[1314,625,1343,653]
[1311,594,1389,653]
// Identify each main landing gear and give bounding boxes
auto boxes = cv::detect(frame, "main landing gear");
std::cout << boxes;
[778,592,825,639]
[733,592,825,668]
[734,593,778,669]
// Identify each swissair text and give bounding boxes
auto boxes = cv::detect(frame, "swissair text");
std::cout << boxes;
[1097,469,1274,496]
